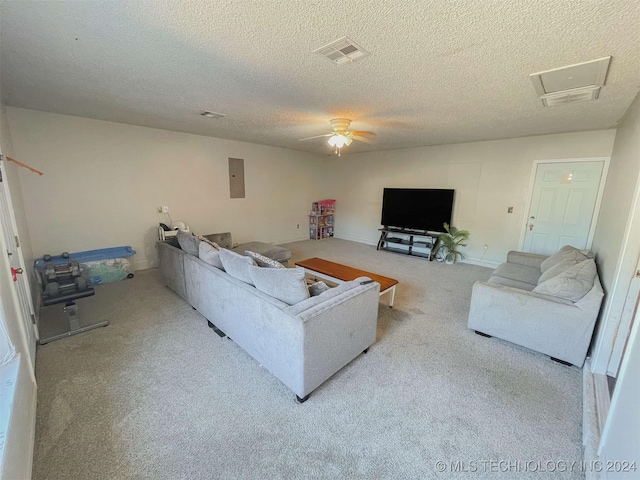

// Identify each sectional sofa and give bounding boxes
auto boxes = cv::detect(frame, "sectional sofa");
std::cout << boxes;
[156,237,380,402]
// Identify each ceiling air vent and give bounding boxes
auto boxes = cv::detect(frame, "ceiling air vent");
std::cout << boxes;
[315,37,369,65]
[529,56,611,107]
[541,86,600,107]
[200,110,226,119]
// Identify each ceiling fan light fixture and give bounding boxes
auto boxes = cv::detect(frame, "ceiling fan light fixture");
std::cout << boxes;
[328,134,348,148]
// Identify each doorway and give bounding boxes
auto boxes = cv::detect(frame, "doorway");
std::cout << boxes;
[521,159,608,255]
[0,159,38,366]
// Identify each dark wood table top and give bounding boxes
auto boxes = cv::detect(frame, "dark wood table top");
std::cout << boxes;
[295,257,399,292]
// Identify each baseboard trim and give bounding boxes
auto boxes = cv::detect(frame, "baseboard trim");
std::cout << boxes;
[460,258,501,268]
[333,235,502,268]
[275,235,310,245]
[134,259,153,271]
[583,358,610,480]
[333,234,378,246]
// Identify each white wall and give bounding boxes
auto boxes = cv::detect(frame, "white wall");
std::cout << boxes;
[324,130,617,265]
[590,92,640,375]
[5,108,325,270]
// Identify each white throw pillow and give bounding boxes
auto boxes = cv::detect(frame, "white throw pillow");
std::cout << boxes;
[245,250,285,269]
[219,249,256,285]
[198,241,223,269]
[533,259,597,302]
[537,257,577,284]
[249,266,309,305]
[540,245,588,273]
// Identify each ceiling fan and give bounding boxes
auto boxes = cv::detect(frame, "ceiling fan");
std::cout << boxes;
[299,118,376,156]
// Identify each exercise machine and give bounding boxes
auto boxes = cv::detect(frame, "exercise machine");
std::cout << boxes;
[35,252,108,344]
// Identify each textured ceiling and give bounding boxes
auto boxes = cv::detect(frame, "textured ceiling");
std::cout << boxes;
[1,1,639,155]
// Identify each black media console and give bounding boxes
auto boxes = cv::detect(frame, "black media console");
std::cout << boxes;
[376,227,438,260]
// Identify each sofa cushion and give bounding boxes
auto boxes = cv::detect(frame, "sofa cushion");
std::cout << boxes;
[249,265,309,305]
[533,259,597,302]
[488,276,537,291]
[177,230,200,256]
[198,235,220,249]
[540,245,589,273]
[203,232,233,249]
[538,258,578,284]
[219,249,256,285]
[492,262,541,286]
[233,241,291,264]
[199,241,223,269]
[245,250,285,269]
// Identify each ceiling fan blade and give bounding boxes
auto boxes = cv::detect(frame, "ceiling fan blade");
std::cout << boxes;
[349,130,376,137]
[298,133,332,141]
[351,134,375,144]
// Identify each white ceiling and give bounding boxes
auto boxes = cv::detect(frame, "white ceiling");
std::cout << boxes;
[1,1,639,155]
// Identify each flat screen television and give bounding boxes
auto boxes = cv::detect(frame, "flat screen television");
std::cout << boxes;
[381,188,454,233]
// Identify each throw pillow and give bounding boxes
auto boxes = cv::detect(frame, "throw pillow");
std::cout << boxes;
[249,265,309,305]
[540,245,588,273]
[177,230,200,256]
[533,259,597,302]
[537,257,578,284]
[198,235,220,249]
[245,250,285,269]
[308,280,330,297]
[219,248,256,285]
[198,241,223,269]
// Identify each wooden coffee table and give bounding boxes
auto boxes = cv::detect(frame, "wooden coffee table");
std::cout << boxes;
[295,257,399,307]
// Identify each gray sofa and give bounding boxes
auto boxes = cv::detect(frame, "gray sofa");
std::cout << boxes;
[468,246,604,367]
[159,232,291,299]
[156,240,380,402]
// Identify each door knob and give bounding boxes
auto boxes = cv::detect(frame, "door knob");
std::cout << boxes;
[10,267,23,281]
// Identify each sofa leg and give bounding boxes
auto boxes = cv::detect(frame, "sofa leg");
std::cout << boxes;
[207,320,226,338]
[363,347,369,354]
[550,357,573,367]
[475,330,492,338]
[296,394,310,404]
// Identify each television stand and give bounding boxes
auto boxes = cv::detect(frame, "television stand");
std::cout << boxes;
[377,228,438,261]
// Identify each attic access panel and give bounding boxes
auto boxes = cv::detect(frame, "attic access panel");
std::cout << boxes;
[529,56,611,96]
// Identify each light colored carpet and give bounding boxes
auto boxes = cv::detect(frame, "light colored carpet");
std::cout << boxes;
[33,239,584,479]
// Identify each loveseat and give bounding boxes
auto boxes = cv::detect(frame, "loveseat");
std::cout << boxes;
[468,245,604,367]
[156,236,380,402]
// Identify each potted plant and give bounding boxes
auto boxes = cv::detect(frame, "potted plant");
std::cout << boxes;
[435,223,470,264]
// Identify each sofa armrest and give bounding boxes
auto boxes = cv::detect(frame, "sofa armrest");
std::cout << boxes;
[156,241,188,300]
[468,281,600,366]
[284,277,378,318]
[506,251,547,269]
[284,277,380,397]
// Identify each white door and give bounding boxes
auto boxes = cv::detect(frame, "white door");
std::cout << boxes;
[523,161,605,255]
[597,304,640,472]
[607,255,640,376]
[0,159,38,365]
